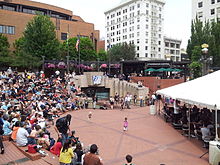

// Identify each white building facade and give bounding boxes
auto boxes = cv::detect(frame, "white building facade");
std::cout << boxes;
[192,0,220,22]
[164,36,182,62]
[104,0,165,61]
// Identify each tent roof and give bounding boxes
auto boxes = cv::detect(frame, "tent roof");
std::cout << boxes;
[156,70,220,109]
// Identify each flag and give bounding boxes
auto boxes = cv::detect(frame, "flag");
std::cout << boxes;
[75,36,80,51]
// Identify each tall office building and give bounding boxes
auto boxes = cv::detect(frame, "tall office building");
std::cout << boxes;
[192,0,220,22]
[104,0,165,61]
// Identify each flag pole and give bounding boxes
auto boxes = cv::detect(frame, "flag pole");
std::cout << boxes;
[78,34,81,74]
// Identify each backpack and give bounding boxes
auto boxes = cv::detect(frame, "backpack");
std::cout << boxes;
[28,144,37,154]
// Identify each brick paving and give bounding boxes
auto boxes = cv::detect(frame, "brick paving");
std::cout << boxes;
[0,106,209,165]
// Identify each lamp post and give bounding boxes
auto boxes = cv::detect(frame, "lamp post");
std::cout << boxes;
[42,56,45,71]
[201,44,213,76]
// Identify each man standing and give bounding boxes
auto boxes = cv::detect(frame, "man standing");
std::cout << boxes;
[55,114,72,144]
[83,144,103,165]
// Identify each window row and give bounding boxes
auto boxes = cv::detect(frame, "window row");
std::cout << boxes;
[0,25,15,35]
[198,0,220,8]
[165,42,180,48]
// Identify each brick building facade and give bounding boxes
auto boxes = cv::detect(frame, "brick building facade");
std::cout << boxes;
[0,0,101,51]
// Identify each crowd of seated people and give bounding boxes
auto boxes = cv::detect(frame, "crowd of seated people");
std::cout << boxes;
[0,69,99,163]
[162,99,216,143]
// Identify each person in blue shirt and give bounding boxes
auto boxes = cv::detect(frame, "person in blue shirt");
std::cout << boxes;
[2,114,12,136]
[0,112,5,154]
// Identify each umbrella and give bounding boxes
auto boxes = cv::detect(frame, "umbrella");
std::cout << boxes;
[173,69,182,72]
[145,68,156,72]
[164,68,174,72]
[156,68,167,72]
[100,64,107,68]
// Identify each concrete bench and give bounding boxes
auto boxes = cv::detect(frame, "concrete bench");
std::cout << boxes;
[2,135,10,141]
[11,142,42,161]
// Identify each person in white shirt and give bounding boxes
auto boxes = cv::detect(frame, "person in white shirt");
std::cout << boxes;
[16,123,29,147]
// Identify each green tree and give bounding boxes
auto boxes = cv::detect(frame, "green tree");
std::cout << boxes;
[62,37,97,61]
[12,37,41,69]
[23,14,61,59]
[97,49,107,61]
[109,42,136,62]
[0,34,11,66]
[189,61,202,79]
[0,34,10,57]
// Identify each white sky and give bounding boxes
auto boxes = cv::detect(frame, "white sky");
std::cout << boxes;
[33,0,191,49]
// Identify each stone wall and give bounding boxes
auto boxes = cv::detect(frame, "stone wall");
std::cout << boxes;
[72,72,149,98]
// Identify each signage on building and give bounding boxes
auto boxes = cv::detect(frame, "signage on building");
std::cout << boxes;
[92,76,102,85]
[147,63,170,66]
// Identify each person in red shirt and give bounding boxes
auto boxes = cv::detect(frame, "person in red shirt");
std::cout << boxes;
[50,138,62,156]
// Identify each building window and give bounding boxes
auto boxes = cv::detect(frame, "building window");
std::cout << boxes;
[137,46,139,50]
[0,25,15,35]
[136,53,139,57]
[146,3,149,7]
[165,42,169,47]
[3,5,15,11]
[198,2,203,8]
[211,0,215,4]
[176,44,180,48]
[211,9,215,15]
[198,11,203,18]
[170,43,175,48]
[61,33,67,40]
[158,48,161,52]
[158,41,161,45]
[170,50,175,54]
[176,50,180,55]
[218,0,220,2]
[145,39,148,43]
[145,53,148,57]
[137,25,140,29]
[145,46,148,50]
[137,39,139,44]
[137,4,140,8]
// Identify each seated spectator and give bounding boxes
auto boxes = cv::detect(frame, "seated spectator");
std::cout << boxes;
[59,140,75,165]
[16,122,29,147]
[83,144,103,165]
[2,114,12,136]
[74,143,84,165]
[11,121,20,142]
[50,138,62,156]
[28,125,41,145]
[37,132,50,149]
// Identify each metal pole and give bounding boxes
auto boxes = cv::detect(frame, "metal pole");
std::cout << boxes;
[188,105,191,138]
[67,56,70,74]
[98,58,100,72]
[215,105,219,141]
[78,35,81,74]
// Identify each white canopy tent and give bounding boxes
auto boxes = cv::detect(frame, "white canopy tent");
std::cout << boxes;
[156,70,220,140]
[156,70,220,110]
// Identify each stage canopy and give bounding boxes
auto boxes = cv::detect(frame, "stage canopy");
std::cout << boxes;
[156,70,220,110]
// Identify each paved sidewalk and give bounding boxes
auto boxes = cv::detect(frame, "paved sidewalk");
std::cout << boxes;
[0,106,209,165]
[69,106,209,165]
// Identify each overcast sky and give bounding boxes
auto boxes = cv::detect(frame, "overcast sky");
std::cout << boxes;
[33,0,191,49]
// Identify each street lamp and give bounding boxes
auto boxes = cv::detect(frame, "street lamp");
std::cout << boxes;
[201,44,213,76]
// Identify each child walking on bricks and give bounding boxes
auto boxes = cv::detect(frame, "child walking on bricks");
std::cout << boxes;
[123,117,128,131]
